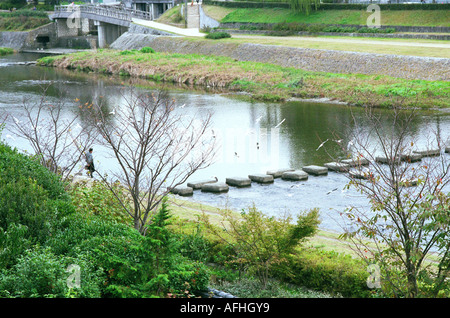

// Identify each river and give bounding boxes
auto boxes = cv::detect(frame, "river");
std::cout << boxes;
[1,52,449,233]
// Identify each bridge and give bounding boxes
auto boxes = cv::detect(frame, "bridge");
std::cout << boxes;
[51,3,174,48]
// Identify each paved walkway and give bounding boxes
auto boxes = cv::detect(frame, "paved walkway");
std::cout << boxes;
[132,18,204,37]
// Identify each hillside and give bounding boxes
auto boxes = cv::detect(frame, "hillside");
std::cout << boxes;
[200,5,449,27]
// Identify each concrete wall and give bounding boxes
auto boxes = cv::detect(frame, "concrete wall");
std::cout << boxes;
[199,4,219,30]
[0,23,58,50]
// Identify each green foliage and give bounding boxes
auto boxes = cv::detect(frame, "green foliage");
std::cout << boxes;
[0,246,103,298]
[211,276,332,298]
[281,248,371,298]
[205,32,232,39]
[119,49,137,56]
[68,181,131,225]
[140,46,155,54]
[0,143,67,200]
[289,0,320,15]
[166,258,211,296]
[201,205,320,288]
[0,9,51,31]
[0,9,49,18]
[0,144,73,247]
[0,143,211,298]
[0,223,32,270]
[0,47,14,56]
[203,0,450,11]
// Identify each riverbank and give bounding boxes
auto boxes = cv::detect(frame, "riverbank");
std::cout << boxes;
[37,47,449,109]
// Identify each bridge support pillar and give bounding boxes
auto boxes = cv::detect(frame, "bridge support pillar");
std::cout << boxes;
[94,20,128,49]
[94,20,106,48]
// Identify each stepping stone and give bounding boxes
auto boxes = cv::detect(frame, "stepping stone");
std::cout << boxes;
[302,165,328,176]
[201,182,229,193]
[446,147,449,153]
[341,158,369,166]
[187,178,218,190]
[266,168,294,178]
[375,156,401,165]
[413,149,440,157]
[400,153,422,163]
[226,177,251,187]
[248,174,274,184]
[171,186,193,196]
[349,169,373,180]
[324,162,350,172]
[281,170,308,181]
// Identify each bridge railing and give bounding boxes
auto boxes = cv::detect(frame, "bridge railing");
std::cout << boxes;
[53,4,154,21]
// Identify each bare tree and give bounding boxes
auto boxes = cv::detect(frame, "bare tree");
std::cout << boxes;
[333,105,450,297]
[4,84,97,183]
[89,88,216,234]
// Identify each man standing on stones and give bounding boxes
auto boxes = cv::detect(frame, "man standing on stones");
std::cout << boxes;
[85,148,95,178]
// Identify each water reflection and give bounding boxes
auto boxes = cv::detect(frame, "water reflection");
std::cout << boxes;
[1,53,449,232]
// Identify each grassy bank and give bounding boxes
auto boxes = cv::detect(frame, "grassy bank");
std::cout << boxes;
[37,49,449,109]
[0,9,51,31]
[203,6,450,27]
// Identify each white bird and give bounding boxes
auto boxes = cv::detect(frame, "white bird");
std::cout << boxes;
[6,134,15,140]
[180,103,186,108]
[347,140,354,151]
[255,115,263,123]
[12,116,20,125]
[274,118,285,128]
[109,108,116,115]
[316,139,329,151]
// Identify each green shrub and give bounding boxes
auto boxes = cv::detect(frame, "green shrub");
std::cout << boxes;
[0,246,103,298]
[0,223,32,269]
[205,32,231,39]
[277,248,371,298]
[166,257,211,296]
[0,47,14,56]
[0,143,67,200]
[140,46,155,54]
[119,49,137,56]
[68,181,131,225]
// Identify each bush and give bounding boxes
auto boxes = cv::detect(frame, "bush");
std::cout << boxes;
[277,248,372,298]
[166,258,211,296]
[0,143,74,246]
[0,143,67,200]
[0,48,14,56]
[140,46,155,54]
[205,32,231,39]
[0,246,103,298]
